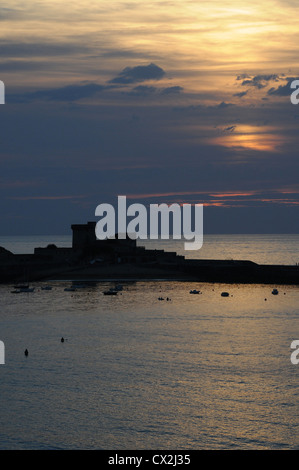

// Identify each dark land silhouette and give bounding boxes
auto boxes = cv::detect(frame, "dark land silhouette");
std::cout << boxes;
[0,222,299,285]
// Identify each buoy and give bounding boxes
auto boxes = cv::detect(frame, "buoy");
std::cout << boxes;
[24,349,28,356]
[61,337,64,343]
[221,292,229,297]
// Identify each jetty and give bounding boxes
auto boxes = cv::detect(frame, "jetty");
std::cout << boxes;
[0,222,298,285]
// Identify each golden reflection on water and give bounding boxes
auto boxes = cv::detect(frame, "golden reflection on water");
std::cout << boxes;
[0,280,298,449]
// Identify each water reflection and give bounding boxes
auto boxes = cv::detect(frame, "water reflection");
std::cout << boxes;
[0,281,298,449]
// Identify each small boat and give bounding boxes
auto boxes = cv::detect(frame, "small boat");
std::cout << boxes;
[41,286,52,290]
[190,289,200,294]
[104,290,118,295]
[221,292,229,297]
[64,287,76,292]
[11,290,21,294]
[19,287,35,293]
[272,288,279,295]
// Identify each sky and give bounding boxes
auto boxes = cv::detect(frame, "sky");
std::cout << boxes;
[0,0,299,235]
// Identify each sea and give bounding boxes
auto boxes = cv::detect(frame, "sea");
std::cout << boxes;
[0,234,298,450]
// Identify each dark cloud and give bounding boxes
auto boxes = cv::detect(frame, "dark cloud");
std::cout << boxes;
[241,74,281,89]
[8,69,182,103]
[6,59,182,102]
[8,82,183,103]
[235,72,298,100]
[9,83,106,103]
[223,125,236,133]
[268,77,299,96]
[109,63,165,84]
[216,101,234,109]
[161,86,183,95]
[127,84,183,97]
[233,91,248,98]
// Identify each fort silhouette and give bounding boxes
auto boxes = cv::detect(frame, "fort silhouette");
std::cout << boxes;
[0,221,298,284]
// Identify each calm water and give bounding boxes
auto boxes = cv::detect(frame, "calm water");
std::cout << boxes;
[140,234,299,266]
[0,235,298,449]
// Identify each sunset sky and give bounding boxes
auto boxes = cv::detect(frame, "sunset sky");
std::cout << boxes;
[0,0,299,234]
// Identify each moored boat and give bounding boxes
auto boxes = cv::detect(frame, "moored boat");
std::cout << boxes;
[104,290,118,295]
[221,292,229,297]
